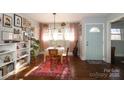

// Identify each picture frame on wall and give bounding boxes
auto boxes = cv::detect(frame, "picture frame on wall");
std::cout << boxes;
[3,14,12,28]
[22,17,32,28]
[22,17,27,28]
[14,14,22,27]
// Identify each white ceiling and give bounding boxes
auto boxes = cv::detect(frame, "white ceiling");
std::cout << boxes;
[22,13,110,23]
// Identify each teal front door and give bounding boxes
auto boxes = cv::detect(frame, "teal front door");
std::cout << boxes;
[86,24,104,60]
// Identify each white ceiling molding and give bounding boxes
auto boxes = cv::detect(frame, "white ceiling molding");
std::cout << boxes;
[21,13,111,23]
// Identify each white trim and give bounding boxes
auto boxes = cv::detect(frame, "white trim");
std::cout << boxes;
[106,23,111,63]
[85,23,105,60]
[103,24,105,60]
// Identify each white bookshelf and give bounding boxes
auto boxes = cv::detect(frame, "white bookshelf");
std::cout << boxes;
[0,70,15,80]
[0,61,15,67]
[0,50,16,56]
[0,43,16,80]
[0,40,30,80]
[17,54,29,60]
[16,41,30,74]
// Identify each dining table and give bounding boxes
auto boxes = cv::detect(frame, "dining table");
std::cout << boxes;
[43,47,65,63]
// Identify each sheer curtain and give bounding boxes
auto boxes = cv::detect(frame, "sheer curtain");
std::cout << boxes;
[39,23,79,52]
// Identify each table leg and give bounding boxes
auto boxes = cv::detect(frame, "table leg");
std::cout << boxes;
[61,55,63,64]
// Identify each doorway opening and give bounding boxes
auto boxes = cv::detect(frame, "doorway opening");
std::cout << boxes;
[111,18,124,64]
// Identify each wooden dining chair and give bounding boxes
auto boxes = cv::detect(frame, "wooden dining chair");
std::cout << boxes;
[48,49,61,70]
[49,49,58,56]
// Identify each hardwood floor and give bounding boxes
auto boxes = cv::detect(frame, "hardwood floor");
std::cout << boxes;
[6,54,124,80]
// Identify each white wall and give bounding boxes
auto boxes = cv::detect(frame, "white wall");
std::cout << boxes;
[19,13,40,40]
[79,21,85,60]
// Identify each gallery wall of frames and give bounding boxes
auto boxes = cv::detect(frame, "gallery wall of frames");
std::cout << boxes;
[0,13,35,79]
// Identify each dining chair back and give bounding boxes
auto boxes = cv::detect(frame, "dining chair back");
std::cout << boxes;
[48,49,61,70]
[66,47,69,57]
[48,49,58,56]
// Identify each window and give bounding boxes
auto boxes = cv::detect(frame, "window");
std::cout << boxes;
[111,29,121,40]
[43,28,74,41]
[90,27,100,32]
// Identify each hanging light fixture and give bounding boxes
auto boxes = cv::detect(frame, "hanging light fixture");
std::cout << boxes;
[53,13,56,30]
[50,13,56,41]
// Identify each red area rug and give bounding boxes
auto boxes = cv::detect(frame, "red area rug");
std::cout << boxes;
[29,60,71,80]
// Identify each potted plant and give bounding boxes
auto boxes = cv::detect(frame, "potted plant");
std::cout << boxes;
[30,38,40,63]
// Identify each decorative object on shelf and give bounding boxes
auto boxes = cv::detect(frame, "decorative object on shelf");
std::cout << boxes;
[22,27,26,31]
[3,14,12,28]
[23,43,27,48]
[13,28,22,42]
[21,51,26,55]
[14,28,20,34]
[30,38,40,61]
[23,32,29,41]
[4,56,11,63]
[17,58,26,65]
[7,63,14,73]
[2,66,8,76]
[0,58,3,63]
[17,45,19,49]
[14,14,22,27]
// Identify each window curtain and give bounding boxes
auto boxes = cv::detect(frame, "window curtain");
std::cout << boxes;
[39,23,79,52]
[69,23,79,51]
[39,23,49,50]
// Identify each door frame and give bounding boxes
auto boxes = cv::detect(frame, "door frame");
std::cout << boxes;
[84,23,105,60]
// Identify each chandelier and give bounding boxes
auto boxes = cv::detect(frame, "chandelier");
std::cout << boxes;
[53,13,56,30]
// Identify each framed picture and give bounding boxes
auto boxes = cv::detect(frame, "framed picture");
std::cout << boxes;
[14,14,22,27]
[3,14,12,28]
[22,17,27,27]
[22,17,31,28]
